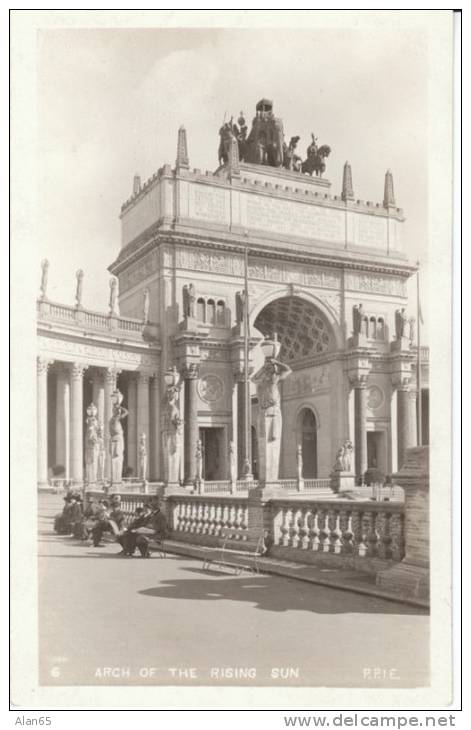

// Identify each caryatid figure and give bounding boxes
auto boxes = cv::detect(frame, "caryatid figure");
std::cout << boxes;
[195,439,204,484]
[109,277,119,316]
[75,269,84,308]
[296,444,303,481]
[252,338,292,482]
[84,403,99,483]
[395,308,408,339]
[138,432,148,481]
[40,259,49,299]
[109,390,129,485]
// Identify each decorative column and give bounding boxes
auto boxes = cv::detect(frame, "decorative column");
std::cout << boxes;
[395,378,413,469]
[349,374,368,483]
[104,368,119,479]
[409,389,418,448]
[150,375,161,481]
[126,373,137,475]
[235,367,249,479]
[91,371,105,429]
[70,362,87,485]
[182,363,199,485]
[37,357,52,487]
[137,372,150,466]
[55,365,70,481]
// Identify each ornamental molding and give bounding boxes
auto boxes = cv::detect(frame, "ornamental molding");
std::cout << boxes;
[366,385,385,410]
[198,374,225,404]
[345,271,406,297]
[38,335,158,370]
[282,365,331,398]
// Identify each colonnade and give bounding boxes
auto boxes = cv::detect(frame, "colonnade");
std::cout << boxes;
[37,357,160,486]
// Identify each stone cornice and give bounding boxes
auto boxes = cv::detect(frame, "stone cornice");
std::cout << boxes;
[109,229,417,280]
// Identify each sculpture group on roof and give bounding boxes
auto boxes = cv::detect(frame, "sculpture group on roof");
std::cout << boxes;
[218,99,331,177]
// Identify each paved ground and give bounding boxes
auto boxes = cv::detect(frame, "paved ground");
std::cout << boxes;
[38,494,429,688]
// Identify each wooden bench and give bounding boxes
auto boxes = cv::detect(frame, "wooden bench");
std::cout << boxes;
[202,529,266,575]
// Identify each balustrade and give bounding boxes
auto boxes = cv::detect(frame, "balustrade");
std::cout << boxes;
[270,499,405,561]
[170,495,249,542]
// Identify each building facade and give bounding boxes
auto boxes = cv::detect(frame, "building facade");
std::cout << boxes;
[37,100,429,489]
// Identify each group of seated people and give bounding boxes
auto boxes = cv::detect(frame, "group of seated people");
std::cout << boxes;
[53,491,167,558]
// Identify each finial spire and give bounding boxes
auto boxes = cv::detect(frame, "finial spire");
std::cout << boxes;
[133,174,141,196]
[383,169,396,208]
[341,161,354,201]
[176,125,189,169]
[227,135,240,177]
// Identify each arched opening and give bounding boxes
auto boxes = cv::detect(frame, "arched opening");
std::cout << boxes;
[377,317,385,339]
[216,300,225,325]
[297,408,318,478]
[197,297,205,322]
[207,299,215,325]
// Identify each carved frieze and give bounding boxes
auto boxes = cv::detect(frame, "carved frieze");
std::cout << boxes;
[38,336,158,370]
[176,248,244,276]
[249,261,341,290]
[346,272,406,297]
[118,249,160,294]
[282,365,330,398]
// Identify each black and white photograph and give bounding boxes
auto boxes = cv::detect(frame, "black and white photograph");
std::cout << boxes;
[10,9,457,712]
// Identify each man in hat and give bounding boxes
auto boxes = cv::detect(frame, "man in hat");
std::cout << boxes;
[117,504,152,556]
[92,494,125,547]
[134,499,168,558]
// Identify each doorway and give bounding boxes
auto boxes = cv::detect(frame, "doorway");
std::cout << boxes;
[367,431,386,473]
[199,427,225,481]
[297,408,318,478]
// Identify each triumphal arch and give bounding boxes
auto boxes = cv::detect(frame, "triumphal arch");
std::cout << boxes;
[37,99,427,491]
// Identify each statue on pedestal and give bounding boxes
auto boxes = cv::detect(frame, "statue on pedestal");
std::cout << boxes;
[195,439,203,484]
[283,136,302,172]
[235,291,246,325]
[40,259,49,299]
[395,308,408,339]
[252,340,292,482]
[333,439,354,473]
[96,423,105,482]
[84,403,99,483]
[138,432,148,482]
[109,390,128,485]
[296,444,303,481]
[162,367,184,485]
[301,133,331,177]
[352,303,365,335]
[75,269,84,308]
[143,288,150,324]
[182,283,196,319]
[109,277,119,316]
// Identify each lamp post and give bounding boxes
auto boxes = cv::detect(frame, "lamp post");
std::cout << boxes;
[243,241,253,481]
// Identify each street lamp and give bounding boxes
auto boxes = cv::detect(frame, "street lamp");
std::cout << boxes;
[260,333,280,361]
[164,366,179,388]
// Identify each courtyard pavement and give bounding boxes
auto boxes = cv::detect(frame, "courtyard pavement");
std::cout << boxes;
[38,494,429,688]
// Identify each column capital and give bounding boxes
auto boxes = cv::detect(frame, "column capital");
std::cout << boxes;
[181,363,199,380]
[348,372,369,389]
[71,362,88,381]
[137,372,152,386]
[391,373,412,390]
[37,356,53,375]
[104,367,120,385]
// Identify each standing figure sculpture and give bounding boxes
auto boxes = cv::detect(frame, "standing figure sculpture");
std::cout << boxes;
[75,269,84,308]
[395,308,408,339]
[109,277,119,316]
[252,338,292,482]
[40,259,49,299]
[84,403,99,483]
[352,303,365,335]
[143,288,150,324]
[283,136,302,172]
[96,423,105,483]
[235,290,246,325]
[162,367,184,486]
[109,390,129,486]
[182,283,196,319]
[296,444,303,481]
[138,432,148,482]
[195,439,204,485]
[342,440,354,472]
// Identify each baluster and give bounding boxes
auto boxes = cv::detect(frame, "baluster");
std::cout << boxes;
[319,510,331,553]
[364,510,379,557]
[340,510,354,554]
[228,504,237,532]
[282,508,292,546]
[215,502,224,535]
[291,508,302,548]
[357,511,368,557]
[300,509,309,550]
[376,510,390,559]
[309,510,321,551]
[196,503,204,534]
[201,503,210,534]
[389,511,405,560]
[330,510,342,554]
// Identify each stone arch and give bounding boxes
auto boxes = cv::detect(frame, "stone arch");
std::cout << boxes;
[249,285,342,351]
[294,405,319,478]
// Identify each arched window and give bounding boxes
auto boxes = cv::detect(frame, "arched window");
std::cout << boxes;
[297,408,318,478]
[207,299,215,325]
[369,317,377,338]
[361,316,369,338]
[197,298,205,322]
[377,317,385,340]
[216,300,225,325]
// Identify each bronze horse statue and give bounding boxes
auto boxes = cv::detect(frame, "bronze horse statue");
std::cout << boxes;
[301,134,331,177]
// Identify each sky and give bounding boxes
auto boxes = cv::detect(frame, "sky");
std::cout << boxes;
[37,26,429,326]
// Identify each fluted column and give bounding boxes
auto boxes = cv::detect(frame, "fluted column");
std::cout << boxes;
[409,390,418,448]
[37,357,52,487]
[150,375,161,481]
[92,371,105,428]
[350,375,368,482]
[183,363,199,485]
[104,368,119,479]
[70,362,87,484]
[235,368,249,479]
[55,365,70,481]
[396,383,413,469]
[126,374,137,475]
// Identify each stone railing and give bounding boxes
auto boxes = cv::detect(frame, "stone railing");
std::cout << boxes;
[268,499,405,568]
[200,480,232,495]
[303,478,332,491]
[37,299,153,339]
[353,484,404,502]
[168,495,249,547]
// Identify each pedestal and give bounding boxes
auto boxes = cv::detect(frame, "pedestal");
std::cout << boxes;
[257,409,282,483]
[391,337,411,352]
[330,470,356,493]
[162,428,182,488]
[376,446,429,601]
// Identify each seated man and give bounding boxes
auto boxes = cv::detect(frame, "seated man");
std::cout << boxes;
[117,504,152,556]
[54,493,82,535]
[74,495,100,541]
[135,500,168,558]
[92,496,125,547]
